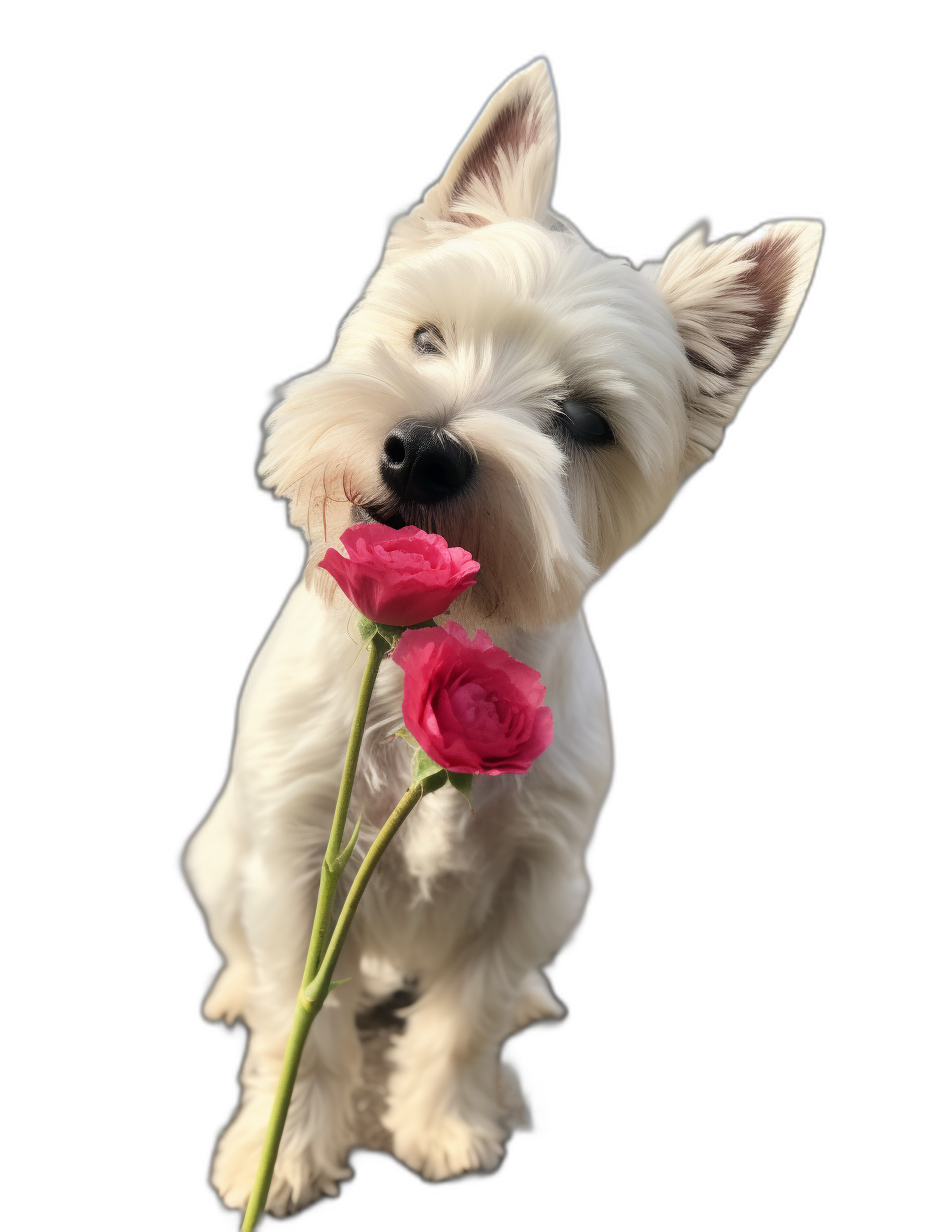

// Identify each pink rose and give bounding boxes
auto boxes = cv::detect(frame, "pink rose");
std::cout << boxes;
[318,524,480,626]
[393,622,554,775]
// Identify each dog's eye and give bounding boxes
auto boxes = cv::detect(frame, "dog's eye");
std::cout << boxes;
[553,399,613,446]
[569,411,603,436]
[413,325,443,356]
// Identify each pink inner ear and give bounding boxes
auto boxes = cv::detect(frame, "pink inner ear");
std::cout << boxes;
[728,232,799,376]
[449,93,540,225]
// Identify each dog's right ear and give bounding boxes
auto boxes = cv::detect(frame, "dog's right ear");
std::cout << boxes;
[390,60,558,247]
[652,220,823,469]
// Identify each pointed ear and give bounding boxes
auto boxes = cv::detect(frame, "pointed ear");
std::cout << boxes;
[403,59,558,235]
[654,220,823,464]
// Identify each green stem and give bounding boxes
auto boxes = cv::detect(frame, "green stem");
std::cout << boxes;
[240,639,421,1232]
[240,783,422,1231]
[239,995,318,1232]
[301,782,422,1009]
[301,634,387,990]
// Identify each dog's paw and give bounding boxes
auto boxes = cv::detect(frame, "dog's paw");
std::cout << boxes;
[212,1105,352,1214]
[389,1112,506,1181]
[511,969,565,1033]
[202,963,252,1025]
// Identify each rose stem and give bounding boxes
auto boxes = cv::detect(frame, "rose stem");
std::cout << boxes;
[299,781,423,1010]
[240,637,417,1232]
[302,633,388,988]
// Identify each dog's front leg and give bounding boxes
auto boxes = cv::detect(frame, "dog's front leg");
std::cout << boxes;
[384,847,588,1181]
[211,830,363,1215]
[185,783,255,1026]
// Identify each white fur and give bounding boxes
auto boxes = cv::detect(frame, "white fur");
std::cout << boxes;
[185,59,821,1213]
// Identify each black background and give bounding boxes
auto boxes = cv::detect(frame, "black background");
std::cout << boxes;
[86,26,852,1232]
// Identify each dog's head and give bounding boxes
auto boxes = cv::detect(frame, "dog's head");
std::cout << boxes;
[261,61,821,631]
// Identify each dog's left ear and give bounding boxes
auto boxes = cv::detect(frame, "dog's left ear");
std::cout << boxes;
[397,59,558,238]
[653,220,823,467]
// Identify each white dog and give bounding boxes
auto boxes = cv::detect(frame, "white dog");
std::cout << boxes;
[185,59,821,1215]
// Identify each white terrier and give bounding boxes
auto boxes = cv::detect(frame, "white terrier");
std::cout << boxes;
[185,59,821,1215]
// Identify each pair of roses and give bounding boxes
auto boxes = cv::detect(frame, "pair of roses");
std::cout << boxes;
[242,521,552,1230]
[320,523,553,776]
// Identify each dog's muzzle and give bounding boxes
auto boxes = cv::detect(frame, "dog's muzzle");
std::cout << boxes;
[379,421,474,506]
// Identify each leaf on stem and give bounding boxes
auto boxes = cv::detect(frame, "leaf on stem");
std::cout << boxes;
[326,811,363,878]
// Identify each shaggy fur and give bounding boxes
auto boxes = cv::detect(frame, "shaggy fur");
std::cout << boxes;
[185,59,821,1214]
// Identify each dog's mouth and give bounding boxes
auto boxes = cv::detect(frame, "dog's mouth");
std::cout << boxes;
[353,503,407,531]
[352,489,471,535]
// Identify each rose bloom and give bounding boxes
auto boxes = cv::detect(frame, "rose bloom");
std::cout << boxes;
[318,524,480,627]
[393,622,554,776]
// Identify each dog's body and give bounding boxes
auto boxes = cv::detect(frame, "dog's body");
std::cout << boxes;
[185,60,821,1214]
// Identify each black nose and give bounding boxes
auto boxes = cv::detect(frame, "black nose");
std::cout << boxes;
[380,422,474,504]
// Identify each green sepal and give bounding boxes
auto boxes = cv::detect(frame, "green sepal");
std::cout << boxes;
[411,748,448,796]
[325,811,363,878]
[447,771,474,805]
[399,730,465,799]
[357,616,394,651]
[356,615,378,647]
[375,624,404,649]
[357,615,438,651]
